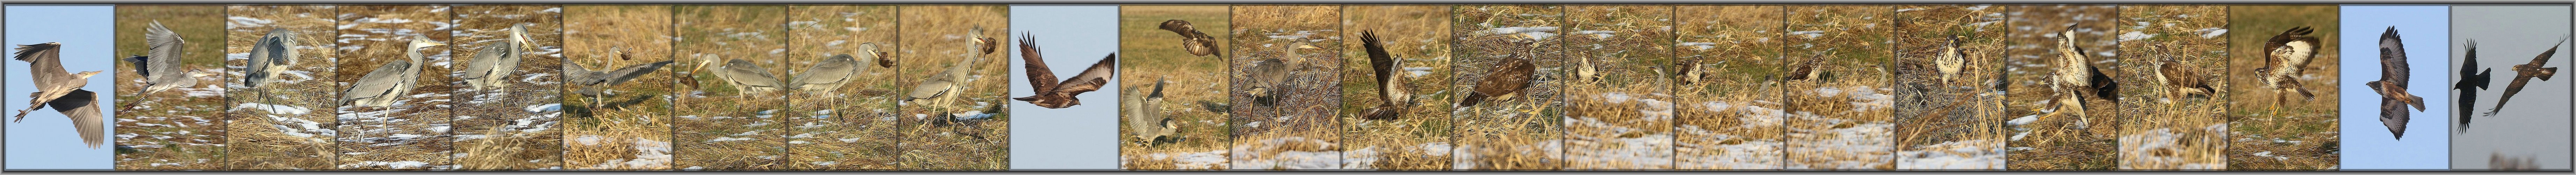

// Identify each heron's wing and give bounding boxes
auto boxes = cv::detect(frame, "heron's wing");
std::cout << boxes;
[563,61,602,84]
[344,61,414,103]
[1050,54,1118,94]
[48,89,105,148]
[145,21,186,79]
[794,54,860,87]
[13,43,70,84]
[1362,31,1398,104]
[2380,27,2410,85]
[465,43,511,80]
[725,59,785,88]
[1018,35,1061,91]
[908,79,956,100]
[261,29,300,66]
[600,61,675,86]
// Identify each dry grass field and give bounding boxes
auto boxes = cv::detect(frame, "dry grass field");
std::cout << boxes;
[1782,5,1895,170]
[783,5,902,170]
[1890,5,2006,170]
[560,5,675,170]
[448,5,567,170]
[1449,5,1565,170]
[1225,5,1343,170]
[1673,5,1785,170]
[2114,5,2229,170]
[670,5,790,170]
[223,5,343,170]
[2226,5,2339,170]
[2001,5,2119,170]
[894,5,1011,170]
[1116,5,1233,170]
[1336,5,1454,170]
[1559,5,1675,170]
[331,5,455,170]
[113,5,230,170]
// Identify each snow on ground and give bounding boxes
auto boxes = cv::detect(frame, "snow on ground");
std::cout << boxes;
[1449,139,1564,169]
[1897,139,2003,169]
[2119,123,2226,169]
[1230,136,1338,169]
[1338,142,1450,169]
[577,137,673,169]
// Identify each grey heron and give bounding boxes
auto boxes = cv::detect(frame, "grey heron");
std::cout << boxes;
[1245,40,1320,106]
[907,26,991,117]
[709,55,785,96]
[565,47,673,110]
[244,28,300,88]
[122,21,218,110]
[339,36,448,107]
[1009,33,1118,109]
[12,42,107,148]
[1126,78,1176,145]
[786,42,879,93]
[462,23,533,101]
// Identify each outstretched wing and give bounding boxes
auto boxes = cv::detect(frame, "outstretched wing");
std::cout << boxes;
[2379,27,2409,85]
[1050,54,1119,95]
[1019,34,1060,92]
[144,21,186,77]
[600,61,676,86]
[49,89,105,148]
[1362,31,1399,105]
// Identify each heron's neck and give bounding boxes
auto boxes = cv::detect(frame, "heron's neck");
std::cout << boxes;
[407,45,431,65]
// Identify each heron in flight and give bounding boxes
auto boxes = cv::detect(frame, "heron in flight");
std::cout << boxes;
[1010,34,1118,109]
[340,36,448,107]
[462,24,535,105]
[123,21,219,110]
[13,42,107,148]
[566,47,673,110]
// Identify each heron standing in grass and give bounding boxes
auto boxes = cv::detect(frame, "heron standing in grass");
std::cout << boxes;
[340,36,448,107]
[711,56,786,96]
[789,42,879,93]
[565,47,673,110]
[1246,40,1321,106]
[243,28,302,110]
[12,42,107,148]
[123,21,219,110]
[908,26,992,123]
[463,24,534,105]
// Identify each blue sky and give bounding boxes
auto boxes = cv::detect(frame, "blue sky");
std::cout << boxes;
[2337,5,2447,170]
[1006,5,1118,170]
[4,5,118,170]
